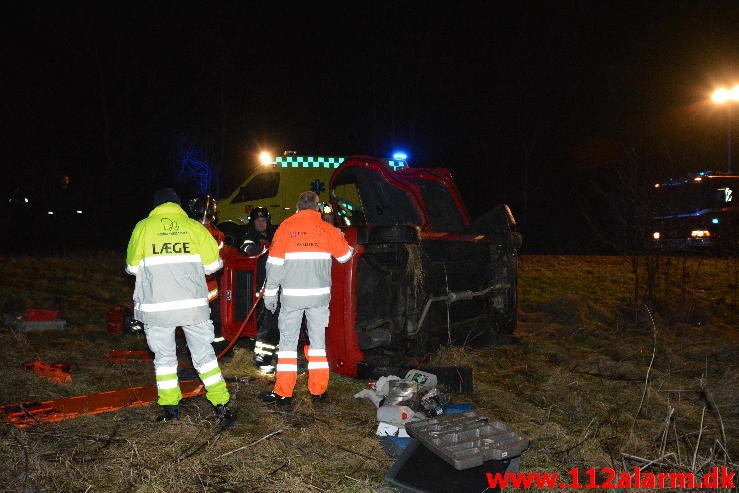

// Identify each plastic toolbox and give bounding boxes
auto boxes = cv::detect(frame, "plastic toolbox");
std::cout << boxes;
[405,410,529,470]
[4,313,67,332]
[384,438,508,492]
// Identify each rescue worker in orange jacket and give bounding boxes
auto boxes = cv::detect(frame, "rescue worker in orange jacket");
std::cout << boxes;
[187,195,229,356]
[259,191,353,405]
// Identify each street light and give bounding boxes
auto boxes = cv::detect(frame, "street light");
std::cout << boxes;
[711,85,739,174]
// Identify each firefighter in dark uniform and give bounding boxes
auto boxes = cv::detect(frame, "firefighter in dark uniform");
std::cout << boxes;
[239,207,279,374]
[187,195,230,356]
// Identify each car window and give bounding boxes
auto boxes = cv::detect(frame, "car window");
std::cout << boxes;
[332,167,422,227]
[231,172,280,203]
[404,178,465,232]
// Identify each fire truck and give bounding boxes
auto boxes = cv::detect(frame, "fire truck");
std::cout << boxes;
[217,155,521,378]
[651,171,738,251]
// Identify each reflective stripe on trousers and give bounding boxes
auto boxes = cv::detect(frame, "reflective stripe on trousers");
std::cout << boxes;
[144,320,230,406]
[254,340,277,356]
[274,350,298,397]
[272,304,329,398]
[305,345,329,396]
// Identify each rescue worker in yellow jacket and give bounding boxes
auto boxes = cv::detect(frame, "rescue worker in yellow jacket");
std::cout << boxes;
[260,191,353,406]
[126,188,235,425]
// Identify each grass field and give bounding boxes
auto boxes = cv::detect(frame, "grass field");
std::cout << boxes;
[0,253,736,492]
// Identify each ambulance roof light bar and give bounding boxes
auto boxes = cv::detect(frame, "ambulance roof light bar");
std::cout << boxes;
[274,155,408,170]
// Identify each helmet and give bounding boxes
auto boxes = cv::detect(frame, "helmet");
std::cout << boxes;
[249,206,271,224]
[187,195,217,224]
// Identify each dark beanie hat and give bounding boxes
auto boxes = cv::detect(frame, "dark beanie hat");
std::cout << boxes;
[152,188,181,208]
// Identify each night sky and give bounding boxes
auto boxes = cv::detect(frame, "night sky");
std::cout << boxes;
[5,2,739,252]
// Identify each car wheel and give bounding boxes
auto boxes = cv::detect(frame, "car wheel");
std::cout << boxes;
[360,224,421,244]
[488,250,518,341]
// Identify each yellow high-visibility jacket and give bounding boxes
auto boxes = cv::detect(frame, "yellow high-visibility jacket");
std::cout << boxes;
[125,202,223,326]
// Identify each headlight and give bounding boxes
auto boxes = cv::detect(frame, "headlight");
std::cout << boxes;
[652,232,660,240]
[691,230,710,238]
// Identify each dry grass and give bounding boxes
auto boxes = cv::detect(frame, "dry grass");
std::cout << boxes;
[0,252,736,492]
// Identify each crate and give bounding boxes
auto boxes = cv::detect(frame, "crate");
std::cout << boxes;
[4,313,67,332]
[405,410,529,470]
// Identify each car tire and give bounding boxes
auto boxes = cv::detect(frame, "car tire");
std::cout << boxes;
[359,224,421,244]
[488,251,518,340]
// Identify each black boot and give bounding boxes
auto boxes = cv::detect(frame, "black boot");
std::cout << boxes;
[260,390,292,407]
[212,339,232,360]
[311,392,327,404]
[214,403,237,428]
[155,404,180,422]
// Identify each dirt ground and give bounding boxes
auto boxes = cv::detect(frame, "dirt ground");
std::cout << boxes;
[0,253,736,492]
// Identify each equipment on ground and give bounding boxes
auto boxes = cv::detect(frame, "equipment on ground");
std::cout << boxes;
[22,360,72,384]
[0,380,207,428]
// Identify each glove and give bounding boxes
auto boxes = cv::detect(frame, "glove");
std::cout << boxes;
[239,239,259,256]
[264,295,278,314]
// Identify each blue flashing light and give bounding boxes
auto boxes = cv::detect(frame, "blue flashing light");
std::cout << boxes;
[392,151,408,161]
[712,218,719,224]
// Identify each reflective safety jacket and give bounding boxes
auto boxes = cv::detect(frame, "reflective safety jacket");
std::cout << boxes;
[265,209,353,308]
[125,202,223,326]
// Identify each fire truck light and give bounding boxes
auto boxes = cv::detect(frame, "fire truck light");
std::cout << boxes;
[259,151,273,166]
[691,230,710,238]
[652,232,660,240]
[392,151,408,161]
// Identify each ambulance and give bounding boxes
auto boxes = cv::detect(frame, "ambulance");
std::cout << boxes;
[215,153,408,245]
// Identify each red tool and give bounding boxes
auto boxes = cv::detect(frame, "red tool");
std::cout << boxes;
[21,309,59,321]
[106,350,154,362]
[22,360,72,384]
[0,380,206,428]
[105,305,129,334]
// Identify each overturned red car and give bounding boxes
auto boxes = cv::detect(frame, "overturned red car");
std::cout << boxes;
[218,156,521,378]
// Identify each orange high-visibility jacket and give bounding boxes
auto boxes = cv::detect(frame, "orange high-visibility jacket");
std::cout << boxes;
[265,209,352,308]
